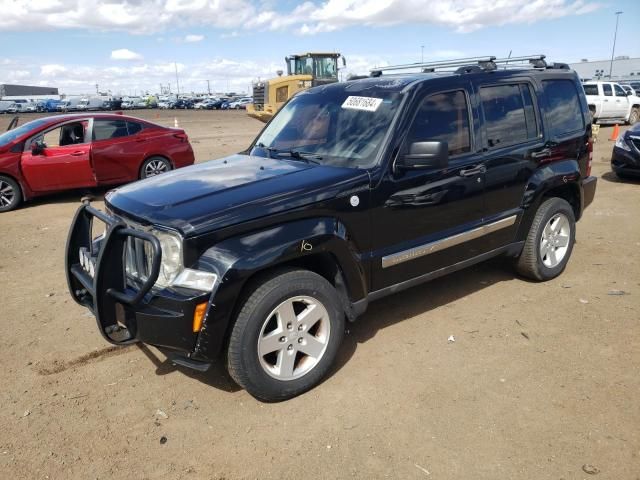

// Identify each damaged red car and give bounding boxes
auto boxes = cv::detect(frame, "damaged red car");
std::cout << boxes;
[0,113,195,212]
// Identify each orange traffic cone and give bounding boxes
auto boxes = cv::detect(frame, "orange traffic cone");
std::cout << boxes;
[609,123,620,141]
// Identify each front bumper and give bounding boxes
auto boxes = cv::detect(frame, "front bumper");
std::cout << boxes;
[65,204,209,354]
[611,145,640,176]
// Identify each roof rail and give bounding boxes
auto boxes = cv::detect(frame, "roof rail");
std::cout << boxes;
[369,54,560,77]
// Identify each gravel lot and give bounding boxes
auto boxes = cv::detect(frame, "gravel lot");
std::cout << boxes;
[0,110,638,479]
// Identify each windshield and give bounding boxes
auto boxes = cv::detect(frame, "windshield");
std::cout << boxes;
[251,85,403,168]
[0,118,50,146]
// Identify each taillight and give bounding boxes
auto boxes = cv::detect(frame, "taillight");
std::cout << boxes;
[586,138,593,176]
[173,132,188,142]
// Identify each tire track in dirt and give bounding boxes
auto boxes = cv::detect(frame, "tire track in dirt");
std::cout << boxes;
[35,345,134,375]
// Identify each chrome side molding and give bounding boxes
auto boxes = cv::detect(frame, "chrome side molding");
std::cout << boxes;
[381,215,517,268]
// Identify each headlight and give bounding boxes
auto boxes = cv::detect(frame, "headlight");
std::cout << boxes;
[153,229,183,288]
[615,134,631,152]
[152,229,218,291]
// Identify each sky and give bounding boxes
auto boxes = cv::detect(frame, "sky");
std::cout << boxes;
[0,0,638,96]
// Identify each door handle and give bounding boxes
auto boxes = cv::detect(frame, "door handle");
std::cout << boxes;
[459,165,486,177]
[70,151,85,156]
[604,99,609,102]
[531,148,552,159]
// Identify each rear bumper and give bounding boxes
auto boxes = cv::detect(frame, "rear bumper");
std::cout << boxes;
[582,175,597,211]
[65,204,208,354]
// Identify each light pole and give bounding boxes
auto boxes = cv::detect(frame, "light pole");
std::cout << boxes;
[421,45,424,63]
[174,62,180,95]
[609,11,623,79]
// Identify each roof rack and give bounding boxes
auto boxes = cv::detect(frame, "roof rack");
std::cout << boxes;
[369,55,568,77]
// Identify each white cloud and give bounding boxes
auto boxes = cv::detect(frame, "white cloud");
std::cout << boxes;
[0,0,601,34]
[111,49,143,61]
[184,34,204,42]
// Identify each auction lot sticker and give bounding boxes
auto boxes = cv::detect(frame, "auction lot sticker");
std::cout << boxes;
[341,96,383,112]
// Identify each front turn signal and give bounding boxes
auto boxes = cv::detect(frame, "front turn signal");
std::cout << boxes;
[193,302,208,333]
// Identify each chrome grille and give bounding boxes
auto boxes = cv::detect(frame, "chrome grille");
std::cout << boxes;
[252,82,266,109]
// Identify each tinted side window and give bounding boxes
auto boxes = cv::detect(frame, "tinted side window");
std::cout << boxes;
[93,120,128,141]
[542,80,585,136]
[408,90,471,156]
[583,84,598,96]
[613,84,626,96]
[602,84,612,96]
[479,84,531,148]
[127,121,144,135]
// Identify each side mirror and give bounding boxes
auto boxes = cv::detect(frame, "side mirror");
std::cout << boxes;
[396,141,448,171]
[32,140,46,155]
[342,56,347,67]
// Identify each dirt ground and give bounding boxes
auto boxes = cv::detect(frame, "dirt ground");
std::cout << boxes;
[0,110,638,479]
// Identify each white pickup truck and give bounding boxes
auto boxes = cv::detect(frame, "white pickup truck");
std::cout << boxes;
[583,81,640,124]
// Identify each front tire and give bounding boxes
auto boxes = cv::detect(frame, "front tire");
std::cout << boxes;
[628,107,639,125]
[516,198,576,281]
[227,269,344,402]
[140,156,172,179]
[0,176,22,212]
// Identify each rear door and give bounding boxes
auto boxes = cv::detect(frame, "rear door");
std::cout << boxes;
[600,83,616,118]
[613,83,629,117]
[475,79,544,249]
[21,119,95,192]
[91,119,148,183]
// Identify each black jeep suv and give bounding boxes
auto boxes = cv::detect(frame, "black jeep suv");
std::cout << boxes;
[66,55,597,401]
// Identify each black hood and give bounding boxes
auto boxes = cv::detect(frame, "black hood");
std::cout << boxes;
[106,154,368,236]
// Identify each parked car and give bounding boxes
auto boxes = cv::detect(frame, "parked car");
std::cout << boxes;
[583,81,640,124]
[158,100,174,109]
[228,98,253,109]
[611,122,640,178]
[172,99,194,109]
[208,98,229,110]
[0,100,15,113]
[64,56,597,401]
[102,99,123,110]
[195,99,217,109]
[0,113,194,212]
[620,84,637,96]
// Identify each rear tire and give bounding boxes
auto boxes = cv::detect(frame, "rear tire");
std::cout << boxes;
[0,176,22,212]
[516,198,576,281]
[227,269,344,402]
[140,157,172,179]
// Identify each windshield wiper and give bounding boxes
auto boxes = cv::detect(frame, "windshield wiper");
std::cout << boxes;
[256,143,322,164]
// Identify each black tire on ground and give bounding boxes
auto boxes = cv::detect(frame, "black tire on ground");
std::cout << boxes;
[627,107,639,125]
[139,156,172,179]
[227,269,345,402]
[516,197,576,281]
[0,175,22,213]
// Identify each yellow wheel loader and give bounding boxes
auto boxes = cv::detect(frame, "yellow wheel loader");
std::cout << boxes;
[247,52,345,123]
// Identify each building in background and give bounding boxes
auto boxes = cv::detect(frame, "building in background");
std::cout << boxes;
[0,84,59,99]
[570,57,640,81]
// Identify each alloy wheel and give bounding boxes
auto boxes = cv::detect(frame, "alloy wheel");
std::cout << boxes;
[0,180,15,208]
[257,296,331,381]
[540,213,571,268]
[144,160,168,177]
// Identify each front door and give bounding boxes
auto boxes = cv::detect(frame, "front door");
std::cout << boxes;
[370,87,486,291]
[21,120,95,192]
[600,83,617,119]
[613,83,629,117]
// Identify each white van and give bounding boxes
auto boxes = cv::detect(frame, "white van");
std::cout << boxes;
[76,97,105,111]
[57,98,83,112]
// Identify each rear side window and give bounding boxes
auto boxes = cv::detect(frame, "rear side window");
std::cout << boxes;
[127,122,144,135]
[542,80,585,136]
[479,84,536,148]
[614,84,626,97]
[93,119,128,141]
[407,90,471,156]
[602,84,612,96]
[583,84,598,96]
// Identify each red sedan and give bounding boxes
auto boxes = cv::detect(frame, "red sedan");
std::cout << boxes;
[0,113,195,212]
